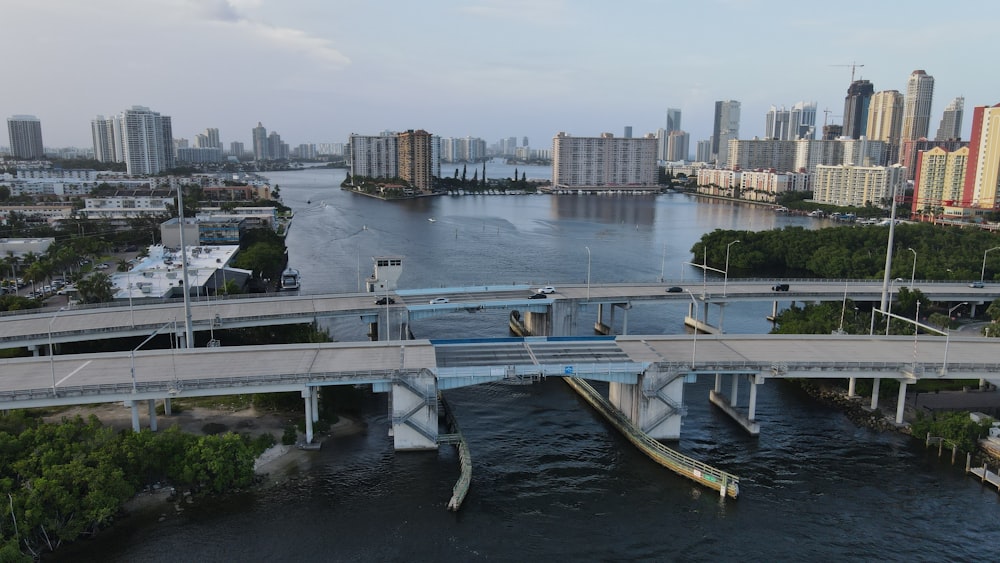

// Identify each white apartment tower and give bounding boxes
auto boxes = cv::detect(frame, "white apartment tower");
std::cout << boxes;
[7,115,44,159]
[900,70,935,142]
[120,106,174,175]
[349,133,399,181]
[552,132,658,188]
[935,96,964,141]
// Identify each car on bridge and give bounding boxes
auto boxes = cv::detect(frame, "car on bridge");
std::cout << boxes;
[666,286,683,293]
[429,297,450,304]
[970,281,985,288]
[375,297,396,305]
[537,286,556,294]
[528,292,548,299]
[772,284,790,291]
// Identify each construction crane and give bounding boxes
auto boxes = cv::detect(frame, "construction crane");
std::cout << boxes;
[822,108,843,129]
[831,61,865,83]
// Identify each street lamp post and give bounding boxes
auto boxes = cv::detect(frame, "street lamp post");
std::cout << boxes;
[941,302,968,375]
[48,306,67,396]
[886,277,904,335]
[685,289,699,369]
[724,240,740,297]
[585,246,591,300]
[906,247,917,287]
[981,246,1000,282]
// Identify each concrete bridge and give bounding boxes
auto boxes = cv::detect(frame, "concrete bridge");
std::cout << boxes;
[3,279,997,350]
[2,332,998,450]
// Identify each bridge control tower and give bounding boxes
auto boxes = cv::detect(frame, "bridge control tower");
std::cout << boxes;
[366,255,404,293]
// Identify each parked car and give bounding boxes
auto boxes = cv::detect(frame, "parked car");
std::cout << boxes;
[375,296,396,305]
[429,297,450,304]
[970,281,985,288]
[772,284,790,291]
[528,292,548,299]
[666,286,683,293]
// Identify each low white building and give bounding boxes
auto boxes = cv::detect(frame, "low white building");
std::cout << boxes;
[812,164,906,208]
[112,244,249,300]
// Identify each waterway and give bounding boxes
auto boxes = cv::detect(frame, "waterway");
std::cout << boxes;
[54,166,1000,561]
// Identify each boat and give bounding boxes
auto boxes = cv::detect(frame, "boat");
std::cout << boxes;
[280,268,301,290]
[428,218,437,223]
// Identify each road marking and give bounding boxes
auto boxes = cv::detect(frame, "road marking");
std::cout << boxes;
[57,360,92,387]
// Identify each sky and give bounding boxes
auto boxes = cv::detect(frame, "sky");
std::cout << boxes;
[4,0,999,151]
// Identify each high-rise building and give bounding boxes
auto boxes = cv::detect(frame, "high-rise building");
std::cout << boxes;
[91,115,118,163]
[962,103,1000,210]
[623,126,633,139]
[900,70,935,142]
[204,128,221,149]
[765,106,789,140]
[696,140,712,163]
[119,106,174,175]
[552,132,658,188]
[898,139,967,182]
[842,80,875,139]
[911,146,969,218]
[666,108,682,133]
[935,96,964,141]
[397,129,433,191]
[666,130,690,161]
[6,115,44,159]
[229,142,245,159]
[789,101,817,140]
[252,122,269,160]
[267,131,286,160]
[865,91,903,144]
[812,164,906,208]
[349,133,399,180]
[712,100,740,165]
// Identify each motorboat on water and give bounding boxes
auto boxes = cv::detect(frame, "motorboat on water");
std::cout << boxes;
[428,218,437,223]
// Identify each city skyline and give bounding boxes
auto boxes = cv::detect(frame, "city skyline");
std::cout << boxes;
[3,0,996,150]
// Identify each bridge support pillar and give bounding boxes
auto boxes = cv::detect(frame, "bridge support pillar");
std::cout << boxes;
[128,400,140,432]
[609,364,685,440]
[524,311,551,336]
[714,374,722,393]
[390,370,439,450]
[29,345,39,357]
[311,387,320,422]
[148,399,158,431]
[848,377,857,398]
[870,377,881,410]
[895,381,907,424]
[747,374,761,422]
[730,374,739,407]
[302,387,315,444]
[164,398,172,416]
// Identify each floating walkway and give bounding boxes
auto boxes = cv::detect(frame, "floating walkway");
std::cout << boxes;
[439,393,472,511]
[562,377,740,499]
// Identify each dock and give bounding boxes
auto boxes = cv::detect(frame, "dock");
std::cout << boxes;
[966,453,1000,493]
[562,377,739,499]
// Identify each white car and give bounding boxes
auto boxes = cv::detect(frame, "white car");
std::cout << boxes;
[537,286,556,294]
[429,297,450,304]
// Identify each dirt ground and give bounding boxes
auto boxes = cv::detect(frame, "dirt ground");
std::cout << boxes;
[42,402,365,479]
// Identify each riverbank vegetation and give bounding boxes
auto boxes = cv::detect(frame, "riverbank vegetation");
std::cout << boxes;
[0,412,273,560]
[694,222,1000,281]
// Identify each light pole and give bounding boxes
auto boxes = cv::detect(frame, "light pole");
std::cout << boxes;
[886,277,903,335]
[981,246,1000,282]
[724,239,740,297]
[906,247,917,287]
[585,246,591,300]
[48,306,67,396]
[685,289,699,369]
[941,302,968,375]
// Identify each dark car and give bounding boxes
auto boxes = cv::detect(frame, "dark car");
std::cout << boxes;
[772,284,790,291]
[666,286,683,293]
[528,292,548,299]
[374,296,396,305]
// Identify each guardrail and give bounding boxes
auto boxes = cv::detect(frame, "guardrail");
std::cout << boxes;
[562,377,739,499]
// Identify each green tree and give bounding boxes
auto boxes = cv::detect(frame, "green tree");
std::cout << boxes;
[75,272,114,303]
